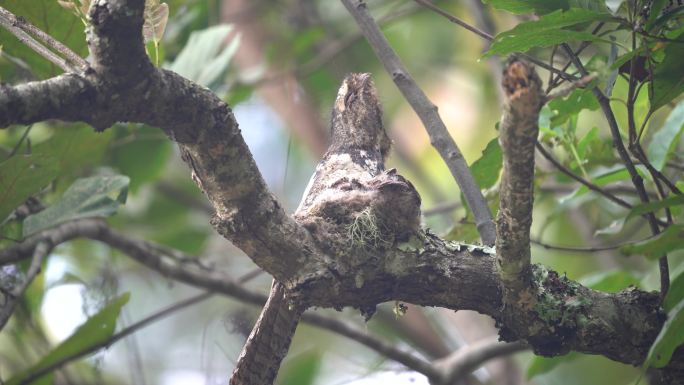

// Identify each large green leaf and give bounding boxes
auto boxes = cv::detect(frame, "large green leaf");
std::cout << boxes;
[23,175,129,236]
[0,0,87,79]
[484,9,615,58]
[650,38,684,112]
[6,293,130,385]
[0,153,59,222]
[166,25,240,87]
[647,100,684,170]
[620,224,684,259]
[33,125,113,178]
[645,298,684,369]
[108,125,171,193]
[549,89,600,127]
[470,138,502,190]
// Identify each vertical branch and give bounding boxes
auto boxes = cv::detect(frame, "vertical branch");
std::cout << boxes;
[229,282,303,385]
[496,58,544,302]
[340,0,496,245]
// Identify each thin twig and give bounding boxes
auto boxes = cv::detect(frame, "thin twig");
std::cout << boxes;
[0,6,87,70]
[411,0,576,81]
[341,0,496,245]
[1,219,436,377]
[536,143,632,209]
[433,338,528,384]
[545,74,597,101]
[530,235,655,253]
[561,43,670,299]
[300,312,438,378]
[0,8,73,73]
[16,292,215,385]
[0,241,49,331]
[8,125,32,158]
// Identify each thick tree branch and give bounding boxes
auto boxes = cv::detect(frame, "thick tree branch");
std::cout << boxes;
[0,219,438,379]
[340,0,496,245]
[1,0,681,380]
[1,0,322,284]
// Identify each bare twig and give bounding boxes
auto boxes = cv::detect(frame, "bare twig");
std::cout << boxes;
[341,0,496,245]
[1,219,436,378]
[433,338,528,384]
[545,74,597,101]
[561,43,670,299]
[411,0,576,82]
[535,142,632,209]
[531,235,655,253]
[0,241,48,331]
[300,312,438,378]
[0,6,87,72]
[16,292,214,385]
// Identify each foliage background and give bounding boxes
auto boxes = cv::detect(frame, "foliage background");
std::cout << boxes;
[0,0,682,384]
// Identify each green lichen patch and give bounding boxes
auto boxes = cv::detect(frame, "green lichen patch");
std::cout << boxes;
[531,264,592,329]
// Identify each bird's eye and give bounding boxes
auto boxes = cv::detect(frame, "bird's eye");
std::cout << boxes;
[344,91,357,108]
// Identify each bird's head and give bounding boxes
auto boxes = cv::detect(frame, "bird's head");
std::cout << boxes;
[330,73,391,159]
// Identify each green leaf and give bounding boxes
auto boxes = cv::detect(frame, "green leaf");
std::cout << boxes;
[645,298,684,369]
[0,153,59,222]
[527,352,579,378]
[664,267,684,311]
[167,25,240,87]
[108,125,171,193]
[33,125,113,178]
[647,100,684,170]
[277,349,322,385]
[483,9,615,58]
[549,89,600,127]
[650,39,684,112]
[6,293,130,385]
[620,224,684,259]
[0,0,87,79]
[580,270,640,293]
[576,126,598,158]
[470,138,502,190]
[483,0,570,15]
[23,175,129,236]
[561,167,630,203]
[626,195,684,221]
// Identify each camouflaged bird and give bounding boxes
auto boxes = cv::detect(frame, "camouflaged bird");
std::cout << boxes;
[231,74,421,385]
[294,73,421,255]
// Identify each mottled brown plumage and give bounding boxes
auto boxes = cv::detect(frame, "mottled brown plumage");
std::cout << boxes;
[295,73,420,254]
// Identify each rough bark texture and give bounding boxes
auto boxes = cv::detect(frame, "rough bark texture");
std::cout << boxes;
[1,0,682,383]
[496,58,543,320]
[230,282,303,385]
